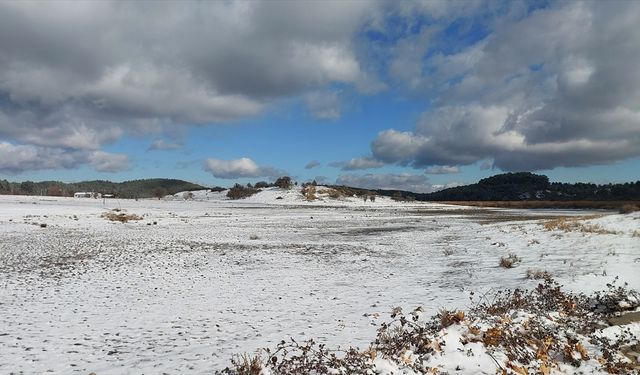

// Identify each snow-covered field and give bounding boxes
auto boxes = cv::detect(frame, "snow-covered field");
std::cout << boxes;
[0,189,638,374]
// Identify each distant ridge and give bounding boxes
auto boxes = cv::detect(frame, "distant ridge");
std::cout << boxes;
[2,172,639,202]
[0,178,206,199]
[421,172,640,201]
[329,172,640,203]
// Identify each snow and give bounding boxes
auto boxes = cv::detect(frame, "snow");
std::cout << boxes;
[0,191,638,374]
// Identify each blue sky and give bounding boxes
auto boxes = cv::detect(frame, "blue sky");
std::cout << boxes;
[1,1,639,192]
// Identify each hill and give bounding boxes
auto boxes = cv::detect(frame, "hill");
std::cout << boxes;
[0,178,206,199]
[422,172,640,201]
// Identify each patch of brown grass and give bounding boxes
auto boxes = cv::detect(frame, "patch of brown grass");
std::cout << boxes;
[542,216,618,235]
[301,185,317,201]
[526,269,552,280]
[317,188,344,199]
[102,210,142,223]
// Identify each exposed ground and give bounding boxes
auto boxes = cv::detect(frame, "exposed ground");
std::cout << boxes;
[0,191,638,374]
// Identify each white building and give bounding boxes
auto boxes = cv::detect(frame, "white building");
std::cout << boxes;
[74,192,101,198]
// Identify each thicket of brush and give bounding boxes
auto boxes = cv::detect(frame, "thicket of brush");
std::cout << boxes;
[218,279,639,375]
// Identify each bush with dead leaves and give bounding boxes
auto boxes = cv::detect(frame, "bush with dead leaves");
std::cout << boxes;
[218,279,639,375]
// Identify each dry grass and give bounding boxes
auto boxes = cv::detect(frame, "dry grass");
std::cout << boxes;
[317,188,344,199]
[229,354,262,375]
[525,269,552,280]
[542,216,618,235]
[440,200,640,210]
[499,253,521,268]
[302,185,317,201]
[102,209,142,223]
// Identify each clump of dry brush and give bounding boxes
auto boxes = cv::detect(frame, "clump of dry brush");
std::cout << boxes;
[101,209,142,223]
[218,278,639,375]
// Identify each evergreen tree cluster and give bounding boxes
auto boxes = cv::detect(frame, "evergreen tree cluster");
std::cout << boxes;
[0,178,205,199]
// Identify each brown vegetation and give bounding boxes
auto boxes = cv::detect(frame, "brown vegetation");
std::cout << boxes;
[440,200,640,210]
[302,185,317,201]
[217,280,640,375]
[102,209,142,223]
[499,253,521,268]
[227,184,259,200]
[542,216,619,235]
[525,269,552,280]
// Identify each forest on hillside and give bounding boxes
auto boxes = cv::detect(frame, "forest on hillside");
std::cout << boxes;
[0,179,206,199]
[418,172,640,201]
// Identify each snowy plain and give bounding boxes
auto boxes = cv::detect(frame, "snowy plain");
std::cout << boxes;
[0,188,638,374]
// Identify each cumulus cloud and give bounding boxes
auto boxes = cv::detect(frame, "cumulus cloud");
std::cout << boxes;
[425,165,460,174]
[373,1,640,171]
[336,173,435,193]
[330,157,385,170]
[305,160,321,169]
[0,1,381,171]
[0,141,128,174]
[87,151,130,173]
[203,157,284,179]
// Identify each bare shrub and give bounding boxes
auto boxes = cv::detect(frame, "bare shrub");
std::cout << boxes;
[227,184,259,200]
[437,309,465,328]
[210,186,226,193]
[218,280,640,375]
[499,253,521,268]
[274,176,292,189]
[525,269,551,280]
[229,354,263,375]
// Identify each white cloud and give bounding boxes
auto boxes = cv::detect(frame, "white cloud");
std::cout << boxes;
[371,130,428,164]
[0,142,128,174]
[0,1,382,170]
[425,166,460,174]
[372,1,640,171]
[330,157,385,171]
[87,151,130,173]
[203,157,284,179]
[336,173,435,193]
[305,160,321,169]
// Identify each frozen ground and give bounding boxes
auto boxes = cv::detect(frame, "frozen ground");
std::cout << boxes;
[0,190,638,374]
